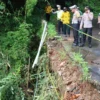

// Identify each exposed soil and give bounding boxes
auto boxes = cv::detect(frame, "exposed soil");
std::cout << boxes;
[48,38,100,100]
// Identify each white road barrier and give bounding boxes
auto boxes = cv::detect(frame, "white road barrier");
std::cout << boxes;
[32,20,47,69]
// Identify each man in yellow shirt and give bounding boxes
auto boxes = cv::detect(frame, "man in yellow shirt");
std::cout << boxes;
[45,3,52,21]
[61,7,70,36]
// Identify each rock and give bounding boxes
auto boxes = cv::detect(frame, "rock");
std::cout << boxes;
[63,38,68,41]
[63,91,69,100]
[57,71,62,76]
[66,83,76,92]
[58,61,66,68]
[64,81,72,85]
[51,41,58,46]
[60,67,65,71]
[98,91,100,93]
[49,50,53,55]
[92,58,100,65]
[66,86,71,92]
[98,32,100,35]
[27,88,33,93]
[51,56,56,60]
[62,72,67,77]
[70,94,81,99]
[62,76,66,80]
[54,36,61,39]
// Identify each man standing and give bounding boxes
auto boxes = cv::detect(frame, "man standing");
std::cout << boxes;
[80,6,94,48]
[70,5,80,46]
[77,7,83,46]
[61,7,70,37]
[45,3,52,21]
[53,5,63,34]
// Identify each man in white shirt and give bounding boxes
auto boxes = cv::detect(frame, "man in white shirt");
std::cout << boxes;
[53,5,63,34]
[70,5,80,46]
[80,6,94,48]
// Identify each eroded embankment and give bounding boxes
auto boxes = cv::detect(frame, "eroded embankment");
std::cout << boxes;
[47,38,100,100]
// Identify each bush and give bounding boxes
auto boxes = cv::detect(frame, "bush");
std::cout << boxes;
[78,0,100,17]
[47,23,57,38]
[0,22,32,66]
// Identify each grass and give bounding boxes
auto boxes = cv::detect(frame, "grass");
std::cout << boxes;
[58,50,66,61]
[61,39,89,80]
[32,54,62,100]
[72,52,89,80]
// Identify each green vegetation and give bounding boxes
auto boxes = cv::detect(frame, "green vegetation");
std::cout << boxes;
[66,0,100,17]
[0,0,46,99]
[63,44,89,80]
[77,0,100,17]
[33,54,60,100]
[0,0,99,99]
[0,0,58,99]
[72,52,89,80]
[48,22,57,38]
[58,50,66,61]
[26,0,38,17]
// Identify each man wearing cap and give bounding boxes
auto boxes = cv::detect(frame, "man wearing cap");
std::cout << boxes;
[52,5,63,35]
[61,7,70,37]
[80,6,94,48]
[69,5,81,46]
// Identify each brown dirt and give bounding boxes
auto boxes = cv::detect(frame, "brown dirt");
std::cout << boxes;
[48,39,100,100]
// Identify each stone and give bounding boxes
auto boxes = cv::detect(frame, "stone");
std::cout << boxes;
[58,61,66,68]
[57,71,62,76]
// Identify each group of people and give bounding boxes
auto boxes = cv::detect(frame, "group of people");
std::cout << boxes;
[45,3,94,48]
